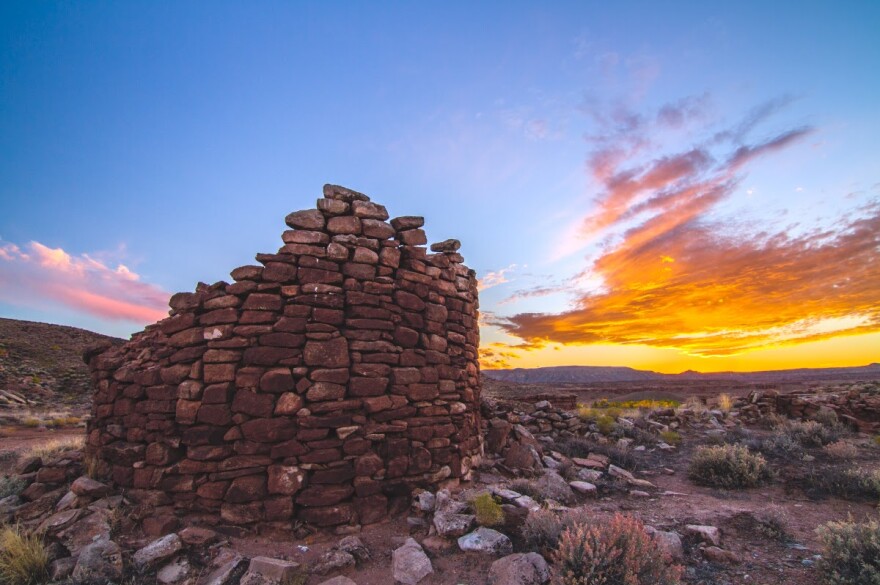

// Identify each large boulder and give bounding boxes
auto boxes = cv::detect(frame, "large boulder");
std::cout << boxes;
[457,527,513,556]
[391,538,433,585]
[133,533,183,570]
[72,539,123,581]
[488,552,550,585]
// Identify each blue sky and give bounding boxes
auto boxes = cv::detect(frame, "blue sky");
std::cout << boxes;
[1,2,878,371]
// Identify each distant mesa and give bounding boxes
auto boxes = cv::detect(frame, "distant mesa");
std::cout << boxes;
[484,363,880,385]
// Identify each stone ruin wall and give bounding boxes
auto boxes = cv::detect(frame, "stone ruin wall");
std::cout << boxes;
[84,184,482,530]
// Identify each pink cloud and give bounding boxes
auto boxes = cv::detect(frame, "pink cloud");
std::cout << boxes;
[0,241,169,323]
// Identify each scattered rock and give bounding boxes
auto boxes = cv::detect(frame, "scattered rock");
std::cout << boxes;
[318,577,357,585]
[157,557,191,584]
[179,526,219,546]
[488,552,551,585]
[133,533,184,570]
[336,536,370,564]
[312,550,355,575]
[72,538,123,581]
[686,524,721,547]
[457,527,513,556]
[569,481,597,495]
[645,526,684,561]
[703,546,740,564]
[49,557,77,581]
[241,556,301,585]
[392,538,433,585]
[608,465,655,489]
[70,476,111,498]
[200,550,247,585]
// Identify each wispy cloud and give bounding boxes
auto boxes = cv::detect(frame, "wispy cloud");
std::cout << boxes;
[478,263,520,291]
[0,241,169,323]
[492,94,880,359]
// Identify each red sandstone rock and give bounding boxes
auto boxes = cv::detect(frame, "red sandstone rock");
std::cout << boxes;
[303,337,349,368]
[285,209,325,230]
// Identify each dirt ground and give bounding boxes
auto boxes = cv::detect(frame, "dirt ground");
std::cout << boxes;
[2,417,878,585]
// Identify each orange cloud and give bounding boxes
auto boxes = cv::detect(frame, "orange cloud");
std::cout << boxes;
[0,241,169,323]
[495,95,880,361]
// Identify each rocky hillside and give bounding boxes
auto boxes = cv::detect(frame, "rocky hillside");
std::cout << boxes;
[0,318,122,406]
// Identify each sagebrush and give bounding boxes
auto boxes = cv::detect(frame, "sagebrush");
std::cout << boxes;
[688,444,771,488]
[553,513,681,585]
[520,508,592,556]
[816,517,880,585]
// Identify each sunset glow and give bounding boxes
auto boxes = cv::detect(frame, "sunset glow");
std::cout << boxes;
[1,3,877,370]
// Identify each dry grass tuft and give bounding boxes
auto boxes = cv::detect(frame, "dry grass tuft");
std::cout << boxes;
[0,524,49,585]
[25,436,84,461]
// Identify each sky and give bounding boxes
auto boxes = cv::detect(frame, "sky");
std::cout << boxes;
[1,1,878,373]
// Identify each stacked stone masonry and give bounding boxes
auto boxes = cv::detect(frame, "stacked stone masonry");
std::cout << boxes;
[84,185,482,529]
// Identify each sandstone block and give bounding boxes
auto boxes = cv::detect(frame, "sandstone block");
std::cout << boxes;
[285,209,325,230]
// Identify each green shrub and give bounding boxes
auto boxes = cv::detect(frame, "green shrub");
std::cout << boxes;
[596,415,616,435]
[472,493,504,527]
[688,444,771,488]
[817,517,880,585]
[553,513,682,585]
[659,430,681,445]
[0,524,49,585]
[0,475,26,499]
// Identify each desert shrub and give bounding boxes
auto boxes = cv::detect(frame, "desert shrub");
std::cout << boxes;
[521,508,593,556]
[0,524,49,585]
[816,517,880,585]
[577,405,599,422]
[761,430,804,457]
[509,479,545,503]
[823,441,859,460]
[553,513,682,585]
[659,430,681,445]
[806,466,880,501]
[784,419,841,447]
[592,399,679,410]
[814,406,842,428]
[0,475,27,499]
[717,393,733,412]
[873,435,880,447]
[21,418,41,428]
[680,396,706,414]
[522,509,568,555]
[555,438,592,459]
[688,444,770,488]
[472,493,504,527]
[731,507,791,542]
[596,415,616,435]
[588,442,637,471]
